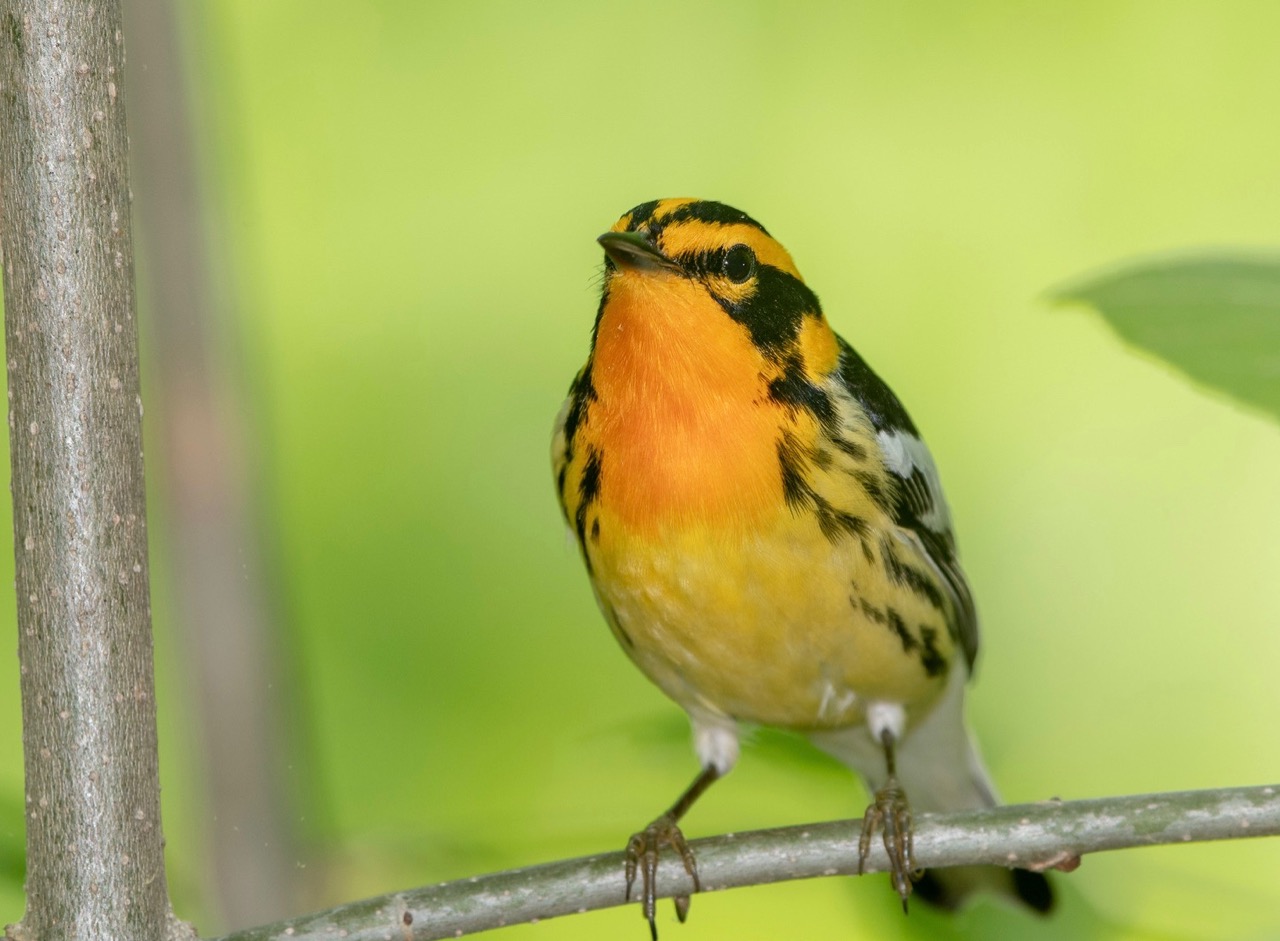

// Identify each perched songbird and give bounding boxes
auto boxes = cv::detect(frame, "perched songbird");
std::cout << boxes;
[552,199,1052,935]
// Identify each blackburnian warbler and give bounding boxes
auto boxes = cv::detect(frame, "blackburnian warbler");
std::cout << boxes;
[553,199,1053,935]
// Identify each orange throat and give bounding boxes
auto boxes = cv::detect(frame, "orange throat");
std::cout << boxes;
[586,273,785,533]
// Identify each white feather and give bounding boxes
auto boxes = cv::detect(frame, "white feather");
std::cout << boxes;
[691,711,741,775]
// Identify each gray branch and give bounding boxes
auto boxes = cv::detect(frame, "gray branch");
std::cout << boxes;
[214,784,1279,941]
[0,3,184,939]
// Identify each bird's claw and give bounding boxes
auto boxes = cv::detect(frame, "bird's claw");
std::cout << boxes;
[624,812,701,939]
[857,776,918,910]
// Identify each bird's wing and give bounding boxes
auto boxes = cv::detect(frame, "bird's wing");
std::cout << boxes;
[836,336,979,671]
[551,393,573,524]
[551,365,586,523]
[552,363,600,544]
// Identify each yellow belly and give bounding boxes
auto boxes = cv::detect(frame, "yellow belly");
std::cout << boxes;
[587,504,954,732]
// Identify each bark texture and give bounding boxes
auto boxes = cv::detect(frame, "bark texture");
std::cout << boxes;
[0,3,173,938]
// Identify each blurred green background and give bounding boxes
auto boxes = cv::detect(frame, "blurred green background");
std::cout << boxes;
[3,2,1280,939]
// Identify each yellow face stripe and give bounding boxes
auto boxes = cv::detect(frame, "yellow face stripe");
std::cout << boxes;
[797,312,839,378]
[658,220,802,281]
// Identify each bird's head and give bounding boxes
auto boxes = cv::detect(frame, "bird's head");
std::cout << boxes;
[592,199,836,379]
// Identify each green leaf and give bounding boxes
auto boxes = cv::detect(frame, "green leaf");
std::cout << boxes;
[1055,253,1280,423]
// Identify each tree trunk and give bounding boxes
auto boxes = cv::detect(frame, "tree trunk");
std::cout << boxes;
[0,2,177,938]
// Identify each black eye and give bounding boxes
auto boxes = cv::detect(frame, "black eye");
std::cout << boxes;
[722,244,756,283]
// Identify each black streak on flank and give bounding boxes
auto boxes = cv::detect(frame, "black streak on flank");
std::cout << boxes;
[561,367,597,453]
[886,607,919,655]
[815,495,869,542]
[556,463,568,500]
[578,448,602,509]
[778,433,869,543]
[918,626,947,677]
[858,597,923,659]
[778,432,810,511]
[558,366,598,518]
[855,469,892,513]
[832,436,867,462]
[857,596,888,626]
[881,537,947,612]
[575,447,603,565]
[590,518,601,543]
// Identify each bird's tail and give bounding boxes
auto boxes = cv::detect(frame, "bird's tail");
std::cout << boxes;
[808,669,1054,915]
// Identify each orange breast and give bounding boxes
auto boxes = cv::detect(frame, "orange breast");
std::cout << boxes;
[586,272,786,534]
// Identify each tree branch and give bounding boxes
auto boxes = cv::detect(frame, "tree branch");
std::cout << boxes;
[214,784,1279,941]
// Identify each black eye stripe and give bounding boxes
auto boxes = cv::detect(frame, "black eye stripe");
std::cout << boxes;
[672,247,761,280]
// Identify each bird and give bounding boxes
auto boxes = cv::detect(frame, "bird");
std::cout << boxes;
[552,198,1053,936]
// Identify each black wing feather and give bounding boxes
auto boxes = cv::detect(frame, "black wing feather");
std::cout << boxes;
[836,336,980,671]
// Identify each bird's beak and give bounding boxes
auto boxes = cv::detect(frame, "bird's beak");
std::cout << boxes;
[597,230,680,272]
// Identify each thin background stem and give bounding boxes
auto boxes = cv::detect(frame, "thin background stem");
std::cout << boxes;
[124,0,302,926]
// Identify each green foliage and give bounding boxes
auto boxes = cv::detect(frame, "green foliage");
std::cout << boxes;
[1058,255,1280,423]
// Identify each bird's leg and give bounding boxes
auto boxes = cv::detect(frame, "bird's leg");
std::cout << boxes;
[625,764,720,940]
[857,728,918,911]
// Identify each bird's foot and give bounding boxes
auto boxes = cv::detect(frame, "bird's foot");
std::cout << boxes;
[858,775,918,911]
[625,812,701,940]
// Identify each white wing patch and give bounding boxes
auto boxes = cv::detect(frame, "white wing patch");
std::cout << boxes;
[876,428,953,534]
